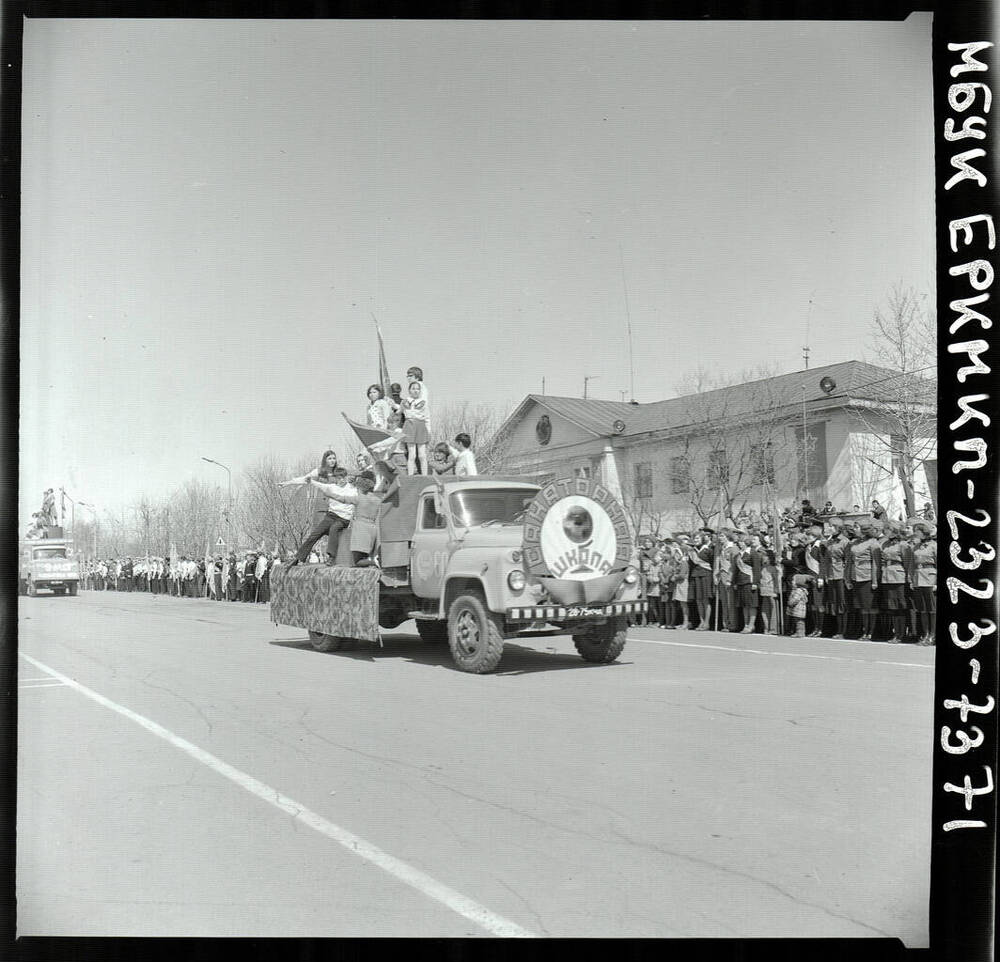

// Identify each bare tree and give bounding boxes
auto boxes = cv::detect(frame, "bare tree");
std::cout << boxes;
[233,454,316,554]
[852,284,937,517]
[435,399,515,474]
[166,478,224,555]
[669,364,802,526]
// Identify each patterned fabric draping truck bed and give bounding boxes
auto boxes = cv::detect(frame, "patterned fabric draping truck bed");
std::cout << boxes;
[270,565,382,642]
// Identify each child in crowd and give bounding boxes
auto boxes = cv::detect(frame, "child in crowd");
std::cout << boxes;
[365,384,395,431]
[430,442,456,475]
[788,574,811,638]
[447,433,478,476]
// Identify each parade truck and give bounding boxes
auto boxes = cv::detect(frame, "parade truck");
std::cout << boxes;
[270,475,647,673]
[18,531,81,597]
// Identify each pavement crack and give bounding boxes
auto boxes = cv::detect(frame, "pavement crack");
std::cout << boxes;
[495,877,550,937]
[136,669,215,736]
[598,821,895,937]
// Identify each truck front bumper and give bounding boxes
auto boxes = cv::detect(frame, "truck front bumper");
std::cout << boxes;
[506,600,646,622]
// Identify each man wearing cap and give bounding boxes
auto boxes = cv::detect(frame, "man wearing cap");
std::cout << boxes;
[846,522,882,640]
[879,521,914,643]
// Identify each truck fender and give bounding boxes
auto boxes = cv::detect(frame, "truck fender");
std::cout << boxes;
[440,575,496,619]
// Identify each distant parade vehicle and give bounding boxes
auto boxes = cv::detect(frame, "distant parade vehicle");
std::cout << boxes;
[271,475,646,673]
[19,527,81,597]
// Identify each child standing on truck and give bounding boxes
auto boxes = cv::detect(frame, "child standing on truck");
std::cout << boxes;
[401,378,430,476]
[307,470,381,566]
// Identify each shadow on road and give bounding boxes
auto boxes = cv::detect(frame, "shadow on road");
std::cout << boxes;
[269,632,632,675]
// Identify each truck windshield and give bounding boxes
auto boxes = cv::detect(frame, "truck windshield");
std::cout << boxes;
[449,488,538,527]
[33,547,67,559]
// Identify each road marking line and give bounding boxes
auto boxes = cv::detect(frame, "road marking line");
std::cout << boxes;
[631,636,931,669]
[19,652,537,939]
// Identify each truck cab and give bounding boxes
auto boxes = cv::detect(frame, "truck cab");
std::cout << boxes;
[19,539,81,596]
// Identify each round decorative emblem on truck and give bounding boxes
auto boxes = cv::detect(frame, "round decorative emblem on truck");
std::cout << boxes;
[522,477,632,581]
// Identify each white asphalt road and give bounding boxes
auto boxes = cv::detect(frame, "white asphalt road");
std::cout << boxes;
[17,591,934,940]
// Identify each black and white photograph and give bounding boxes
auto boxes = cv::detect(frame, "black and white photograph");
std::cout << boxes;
[12,8,979,951]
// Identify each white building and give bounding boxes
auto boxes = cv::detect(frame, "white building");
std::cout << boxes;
[497,360,937,534]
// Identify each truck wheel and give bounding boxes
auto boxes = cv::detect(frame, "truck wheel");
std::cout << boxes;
[573,616,628,663]
[54,588,66,596]
[416,620,449,645]
[447,594,504,674]
[68,583,78,596]
[308,630,344,653]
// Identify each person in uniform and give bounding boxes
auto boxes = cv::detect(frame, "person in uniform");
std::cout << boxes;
[819,519,851,639]
[879,521,914,644]
[307,470,381,565]
[242,552,257,602]
[732,530,760,633]
[910,522,936,645]
[716,528,740,632]
[846,522,882,640]
[804,527,826,636]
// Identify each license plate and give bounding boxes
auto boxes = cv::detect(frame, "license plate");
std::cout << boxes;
[507,600,646,621]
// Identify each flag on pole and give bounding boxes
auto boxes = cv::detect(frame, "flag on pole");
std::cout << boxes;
[342,412,400,488]
[373,315,392,396]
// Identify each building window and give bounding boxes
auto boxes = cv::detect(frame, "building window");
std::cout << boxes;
[708,448,729,490]
[753,442,776,485]
[670,456,690,494]
[573,464,592,480]
[634,462,653,499]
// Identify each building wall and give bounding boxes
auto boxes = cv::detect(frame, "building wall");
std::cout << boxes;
[500,399,936,530]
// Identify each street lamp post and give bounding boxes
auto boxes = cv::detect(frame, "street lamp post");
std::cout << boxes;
[60,488,76,541]
[202,457,233,546]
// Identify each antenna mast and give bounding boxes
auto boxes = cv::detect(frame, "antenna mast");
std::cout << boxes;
[619,244,636,403]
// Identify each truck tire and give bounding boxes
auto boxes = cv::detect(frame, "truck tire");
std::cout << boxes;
[68,583,78,596]
[447,593,504,674]
[54,588,66,596]
[308,630,344,653]
[416,620,449,645]
[573,616,628,663]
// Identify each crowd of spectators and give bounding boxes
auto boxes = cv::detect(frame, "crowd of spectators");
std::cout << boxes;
[632,498,937,645]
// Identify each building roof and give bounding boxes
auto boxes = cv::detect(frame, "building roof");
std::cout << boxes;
[500,360,934,442]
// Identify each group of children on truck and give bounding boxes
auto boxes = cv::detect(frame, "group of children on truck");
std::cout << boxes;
[280,365,478,568]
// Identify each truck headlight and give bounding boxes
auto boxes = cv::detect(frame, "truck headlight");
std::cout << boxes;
[623,565,639,585]
[507,570,526,591]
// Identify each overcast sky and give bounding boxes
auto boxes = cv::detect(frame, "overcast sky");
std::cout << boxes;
[20,15,934,524]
